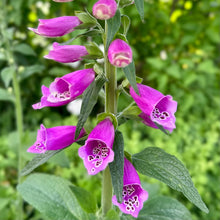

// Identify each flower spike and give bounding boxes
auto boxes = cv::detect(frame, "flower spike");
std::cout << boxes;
[130,83,178,132]
[32,68,95,109]
[78,118,115,175]
[28,16,81,38]
[112,158,148,218]
[27,124,86,154]
[44,42,88,63]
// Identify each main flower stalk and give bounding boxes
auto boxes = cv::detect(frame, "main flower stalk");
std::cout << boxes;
[102,20,117,216]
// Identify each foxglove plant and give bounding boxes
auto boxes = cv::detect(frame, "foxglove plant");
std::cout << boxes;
[20,0,208,220]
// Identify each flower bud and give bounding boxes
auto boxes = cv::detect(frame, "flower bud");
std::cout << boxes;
[44,42,88,63]
[108,39,132,68]
[93,0,117,20]
[28,16,81,38]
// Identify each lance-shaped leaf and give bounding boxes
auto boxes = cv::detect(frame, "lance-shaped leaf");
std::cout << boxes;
[134,0,144,21]
[123,61,139,94]
[20,150,62,176]
[0,88,15,102]
[106,10,121,49]
[138,196,192,220]
[70,186,97,213]
[132,147,209,213]
[109,130,124,203]
[17,174,88,220]
[75,74,107,138]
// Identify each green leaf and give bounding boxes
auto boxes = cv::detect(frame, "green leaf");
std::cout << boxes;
[19,64,45,80]
[74,23,97,30]
[109,130,124,203]
[0,88,15,102]
[104,209,120,220]
[106,10,121,49]
[97,112,118,129]
[17,173,88,220]
[75,11,97,25]
[70,186,97,213]
[93,63,104,75]
[13,43,36,56]
[20,150,62,176]
[75,74,107,138]
[138,196,192,220]
[123,61,139,94]
[1,66,15,88]
[121,15,130,36]
[85,42,104,59]
[153,121,169,135]
[132,147,209,213]
[0,198,10,211]
[134,0,144,21]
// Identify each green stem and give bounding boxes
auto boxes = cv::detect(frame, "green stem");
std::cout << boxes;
[1,2,24,220]
[101,21,117,216]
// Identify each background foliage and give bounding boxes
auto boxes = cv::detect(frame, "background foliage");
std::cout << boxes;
[0,0,219,219]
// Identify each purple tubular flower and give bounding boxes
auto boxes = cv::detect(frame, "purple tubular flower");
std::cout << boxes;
[92,0,117,20]
[27,124,86,154]
[28,16,81,37]
[108,39,132,68]
[32,68,95,109]
[112,158,148,218]
[78,118,115,175]
[44,42,88,63]
[130,83,178,133]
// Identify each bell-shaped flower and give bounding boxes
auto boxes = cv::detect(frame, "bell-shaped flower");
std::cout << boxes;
[130,83,177,133]
[112,158,148,218]
[28,16,81,37]
[27,124,86,154]
[44,42,88,63]
[78,118,115,175]
[32,68,95,109]
[92,0,117,20]
[108,39,132,68]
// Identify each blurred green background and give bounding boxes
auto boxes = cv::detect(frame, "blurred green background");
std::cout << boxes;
[0,0,219,219]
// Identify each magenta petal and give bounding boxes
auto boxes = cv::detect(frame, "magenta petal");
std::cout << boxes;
[93,0,117,20]
[130,83,178,132]
[32,68,95,109]
[78,118,115,175]
[27,124,86,154]
[28,16,81,38]
[108,39,132,68]
[112,158,148,218]
[44,42,88,63]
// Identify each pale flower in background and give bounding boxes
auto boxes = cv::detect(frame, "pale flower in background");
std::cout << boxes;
[67,99,82,115]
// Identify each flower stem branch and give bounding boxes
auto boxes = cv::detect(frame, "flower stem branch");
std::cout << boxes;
[1,1,24,219]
